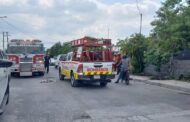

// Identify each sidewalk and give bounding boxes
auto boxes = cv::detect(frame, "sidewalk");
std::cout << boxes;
[130,75,190,93]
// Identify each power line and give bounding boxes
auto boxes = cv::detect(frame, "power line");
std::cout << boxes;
[0,18,38,39]
[0,18,65,46]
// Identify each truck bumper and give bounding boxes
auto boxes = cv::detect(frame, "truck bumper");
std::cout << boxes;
[77,74,115,83]
[32,67,45,73]
[10,67,19,73]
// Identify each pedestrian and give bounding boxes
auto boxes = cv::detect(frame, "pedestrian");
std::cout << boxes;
[44,53,51,73]
[115,55,129,85]
[116,54,122,75]
[116,60,121,75]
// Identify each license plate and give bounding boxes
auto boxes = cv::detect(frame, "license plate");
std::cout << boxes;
[94,75,100,79]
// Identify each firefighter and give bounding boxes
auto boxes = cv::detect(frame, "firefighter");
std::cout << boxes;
[44,53,51,73]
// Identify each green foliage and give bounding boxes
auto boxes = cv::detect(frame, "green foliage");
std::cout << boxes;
[47,42,71,57]
[151,0,190,51]
[117,0,190,75]
[117,34,146,73]
[144,0,190,72]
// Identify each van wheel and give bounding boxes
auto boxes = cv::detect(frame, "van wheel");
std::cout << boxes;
[59,70,64,80]
[71,74,78,87]
[100,82,107,87]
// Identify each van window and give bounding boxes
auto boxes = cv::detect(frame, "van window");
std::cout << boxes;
[60,55,66,61]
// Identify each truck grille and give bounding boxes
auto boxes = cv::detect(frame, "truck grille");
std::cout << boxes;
[20,63,32,72]
[20,58,32,62]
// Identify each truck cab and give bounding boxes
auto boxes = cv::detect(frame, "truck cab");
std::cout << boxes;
[59,37,115,87]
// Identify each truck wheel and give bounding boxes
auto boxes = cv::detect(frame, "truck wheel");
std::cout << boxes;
[40,72,45,76]
[100,82,107,87]
[71,74,78,87]
[59,70,64,80]
[16,73,20,77]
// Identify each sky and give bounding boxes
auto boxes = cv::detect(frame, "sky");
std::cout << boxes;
[0,0,163,49]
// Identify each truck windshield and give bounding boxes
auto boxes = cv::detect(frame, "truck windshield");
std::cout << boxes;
[7,44,45,54]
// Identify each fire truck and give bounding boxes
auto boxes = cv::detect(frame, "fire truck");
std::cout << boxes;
[7,39,45,77]
[59,36,115,87]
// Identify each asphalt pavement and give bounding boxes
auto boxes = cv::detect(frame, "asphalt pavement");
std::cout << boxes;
[0,66,190,122]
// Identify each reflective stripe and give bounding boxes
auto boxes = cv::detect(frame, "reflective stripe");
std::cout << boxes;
[96,72,100,75]
[62,69,70,77]
[107,72,112,75]
[84,72,88,76]
[74,73,78,79]
[83,71,112,75]
[102,72,107,75]
[90,72,94,75]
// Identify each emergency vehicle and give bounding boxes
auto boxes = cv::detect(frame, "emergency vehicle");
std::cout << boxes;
[7,39,45,76]
[59,36,115,87]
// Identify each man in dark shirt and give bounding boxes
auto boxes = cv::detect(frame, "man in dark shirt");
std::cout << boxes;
[115,55,129,84]
[44,54,51,73]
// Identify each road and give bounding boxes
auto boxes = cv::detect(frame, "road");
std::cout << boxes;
[0,66,190,122]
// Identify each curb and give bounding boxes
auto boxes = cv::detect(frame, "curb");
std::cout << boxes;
[132,78,190,93]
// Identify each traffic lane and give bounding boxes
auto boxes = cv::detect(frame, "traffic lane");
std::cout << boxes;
[0,67,190,122]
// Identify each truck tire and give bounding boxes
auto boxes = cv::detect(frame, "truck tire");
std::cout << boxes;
[59,70,64,80]
[17,73,20,77]
[71,74,78,87]
[40,72,45,76]
[100,82,107,87]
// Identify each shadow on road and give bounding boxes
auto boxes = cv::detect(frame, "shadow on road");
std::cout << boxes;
[61,79,110,89]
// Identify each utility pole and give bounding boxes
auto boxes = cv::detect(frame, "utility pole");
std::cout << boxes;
[140,13,142,35]
[136,0,142,35]
[0,16,7,51]
[2,32,5,50]
[6,32,10,50]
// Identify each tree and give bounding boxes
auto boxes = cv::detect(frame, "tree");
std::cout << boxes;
[151,0,190,52]
[117,34,147,73]
[48,42,71,57]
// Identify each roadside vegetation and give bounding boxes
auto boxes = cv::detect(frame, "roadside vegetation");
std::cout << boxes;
[117,0,190,80]
[47,42,71,57]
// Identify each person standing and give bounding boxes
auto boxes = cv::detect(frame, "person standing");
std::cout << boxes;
[116,54,122,75]
[44,54,51,73]
[115,55,129,85]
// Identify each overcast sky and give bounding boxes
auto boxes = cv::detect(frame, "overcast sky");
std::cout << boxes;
[0,0,163,49]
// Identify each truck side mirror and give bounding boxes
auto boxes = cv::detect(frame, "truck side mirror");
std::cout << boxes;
[0,60,13,67]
